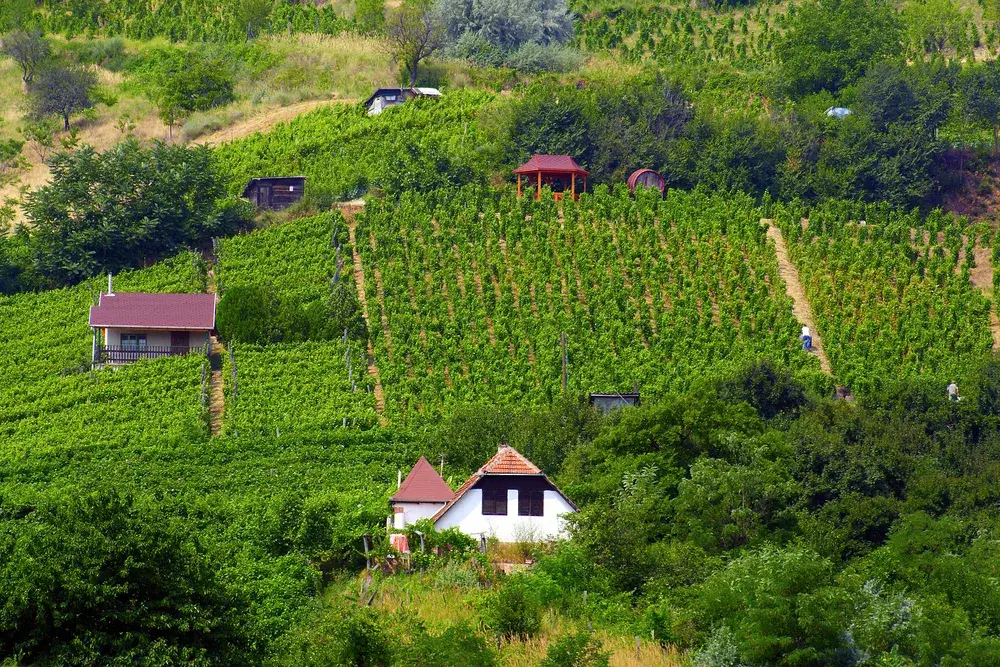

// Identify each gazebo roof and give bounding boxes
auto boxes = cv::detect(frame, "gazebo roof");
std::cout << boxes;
[513,154,589,176]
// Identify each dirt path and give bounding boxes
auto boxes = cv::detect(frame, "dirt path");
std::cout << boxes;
[762,219,833,376]
[342,204,387,422]
[193,97,358,146]
[969,245,1000,350]
[205,268,227,435]
[208,337,225,437]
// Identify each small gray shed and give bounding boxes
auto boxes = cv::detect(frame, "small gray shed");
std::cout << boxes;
[242,176,306,210]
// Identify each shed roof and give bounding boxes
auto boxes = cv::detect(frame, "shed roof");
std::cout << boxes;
[431,445,576,523]
[513,154,589,176]
[364,87,442,108]
[241,176,306,198]
[391,456,454,503]
[89,292,217,330]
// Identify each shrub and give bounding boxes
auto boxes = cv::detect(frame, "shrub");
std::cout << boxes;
[541,629,610,667]
[402,622,497,666]
[217,284,282,344]
[478,574,542,640]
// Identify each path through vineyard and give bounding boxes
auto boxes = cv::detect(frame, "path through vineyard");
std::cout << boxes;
[207,268,226,435]
[342,203,388,422]
[968,245,1000,350]
[762,219,834,376]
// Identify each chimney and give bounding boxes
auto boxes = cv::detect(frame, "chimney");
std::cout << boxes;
[107,273,114,296]
[397,468,402,489]
[498,440,509,453]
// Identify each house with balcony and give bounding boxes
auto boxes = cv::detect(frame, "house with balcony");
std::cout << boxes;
[89,289,216,366]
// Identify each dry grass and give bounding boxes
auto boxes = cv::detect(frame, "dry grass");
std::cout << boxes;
[366,577,688,667]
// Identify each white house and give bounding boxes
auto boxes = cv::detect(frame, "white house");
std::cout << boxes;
[89,287,216,366]
[390,456,454,529]
[431,445,577,542]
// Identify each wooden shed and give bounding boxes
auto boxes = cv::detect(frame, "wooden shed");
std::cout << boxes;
[241,176,306,210]
[514,155,588,201]
[589,392,641,414]
[627,169,666,195]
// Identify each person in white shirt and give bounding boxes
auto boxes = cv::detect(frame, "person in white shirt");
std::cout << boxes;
[947,381,960,402]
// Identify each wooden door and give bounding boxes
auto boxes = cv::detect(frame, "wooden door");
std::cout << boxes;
[170,331,190,353]
[258,185,271,207]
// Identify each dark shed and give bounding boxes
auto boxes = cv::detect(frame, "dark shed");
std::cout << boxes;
[589,392,641,415]
[627,169,666,195]
[241,176,306,210]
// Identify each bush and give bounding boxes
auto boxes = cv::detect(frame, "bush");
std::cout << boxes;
[503,43,582,73]
[717,359,808,420]
[541,629,610,667]
[0,488,257,664]
[402,622,497,666]
[478,574,542,640]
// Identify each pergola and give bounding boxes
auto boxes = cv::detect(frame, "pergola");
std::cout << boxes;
[514,154,589,201]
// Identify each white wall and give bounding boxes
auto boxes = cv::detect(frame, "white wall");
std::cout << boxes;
[392,501,446,529]
[434,487,574,542]
[105,329,209,349]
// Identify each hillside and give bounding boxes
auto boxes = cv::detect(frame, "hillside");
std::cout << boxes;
[11,0,1000,664]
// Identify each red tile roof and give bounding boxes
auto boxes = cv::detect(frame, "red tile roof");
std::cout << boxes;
[391,456,454,503]
[89,292,217,330]
[513,154,589,176]
[431,445,576,522]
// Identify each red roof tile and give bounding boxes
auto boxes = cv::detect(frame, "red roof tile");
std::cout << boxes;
[432,445,575,523]
[513,154,589,176]
[89,292,217,330]
[391,456,454,503]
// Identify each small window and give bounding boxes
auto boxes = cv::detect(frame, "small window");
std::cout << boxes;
[518,490,544,517]
[482,488,508,516]
[121,333,147,349]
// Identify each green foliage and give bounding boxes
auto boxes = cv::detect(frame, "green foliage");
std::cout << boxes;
[28,61,96,130]
[213,91,492,202]
[1,29,50,85]
[541,629,610,667]
[776,0,903,97]
[0,488,259,665]
[146,47,236,132]
[356,186,816,424]
[401,622,497,666]
[478,574,543,640]
[24,139,251,286]
[717,359,808,420]
[356,0,386,34]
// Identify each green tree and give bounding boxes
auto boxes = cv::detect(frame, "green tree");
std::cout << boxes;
[541,629,610,667]
[478,575,543,640]
[28,61,95,130]
[24,140,249,285]
[356,0,386,34]
[960,60,1000,157]
[383,0,446,86]
[0,29,49,85]
[776,0,903,97]
[235,0,273,41]
[0,489,257,664]
[904,0,970,54]
[150,49,235,137]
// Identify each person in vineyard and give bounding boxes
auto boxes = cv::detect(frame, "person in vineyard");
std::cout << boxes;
[801,325,812,351]
[947,380,960,401]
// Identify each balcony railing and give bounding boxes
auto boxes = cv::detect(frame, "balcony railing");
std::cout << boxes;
[95,345,195,364]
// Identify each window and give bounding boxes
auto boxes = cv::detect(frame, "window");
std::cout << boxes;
[121,334,147,349]
[518,490,544,517]
[482,488,508,516]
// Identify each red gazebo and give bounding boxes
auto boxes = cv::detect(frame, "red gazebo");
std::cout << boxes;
[514,154,588,201]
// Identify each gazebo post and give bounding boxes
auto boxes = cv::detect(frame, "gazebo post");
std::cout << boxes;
[517,174,521,198]
[571,173,576,200]
[537,171,542,200]
[583,175,587,194]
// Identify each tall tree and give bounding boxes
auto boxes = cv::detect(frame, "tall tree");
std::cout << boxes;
[383,0,446,86]
[29,63,95,130]
[775,0,903,97]
[1,29,49,85]
[960,60,1000,157]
